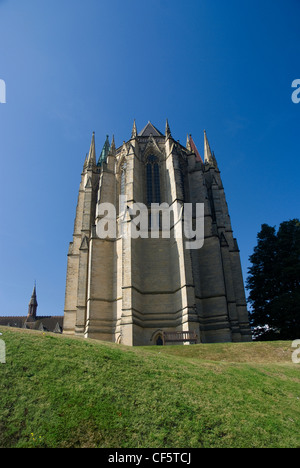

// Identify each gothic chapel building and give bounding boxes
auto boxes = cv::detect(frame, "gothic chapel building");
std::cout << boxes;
[63,121,251,345]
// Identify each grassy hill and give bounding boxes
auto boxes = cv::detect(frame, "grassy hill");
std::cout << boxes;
[0,326,299,448]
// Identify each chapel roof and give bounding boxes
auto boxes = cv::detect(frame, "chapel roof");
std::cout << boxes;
[138,121,164,137]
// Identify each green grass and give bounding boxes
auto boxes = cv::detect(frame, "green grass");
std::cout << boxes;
[0,326,299,448]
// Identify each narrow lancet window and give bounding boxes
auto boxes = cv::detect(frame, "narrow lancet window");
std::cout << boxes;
[146,155,160,205]
[147,162,153,205]
[153,162,161,204]
[120,162,127,196]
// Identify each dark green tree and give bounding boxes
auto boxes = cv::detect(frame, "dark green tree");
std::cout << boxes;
[246,219,300,340]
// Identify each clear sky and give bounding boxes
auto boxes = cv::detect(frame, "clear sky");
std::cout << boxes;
[0,0,299,317]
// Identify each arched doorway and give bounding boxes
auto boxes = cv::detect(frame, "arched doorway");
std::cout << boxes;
[155,334,163,346]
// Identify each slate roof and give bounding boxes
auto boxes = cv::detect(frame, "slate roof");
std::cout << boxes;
[189,135,203,163]
[0,316,64,333]
[138,121,164,137]
[97,134,110,166]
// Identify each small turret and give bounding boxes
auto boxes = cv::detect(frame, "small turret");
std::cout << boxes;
[87,132,96,168]
[165,119,171,139]
[204,130,214,165]
[109,135,116,156]
[83,153,88,171]
[186,134,192,151]
[131,120,137,139]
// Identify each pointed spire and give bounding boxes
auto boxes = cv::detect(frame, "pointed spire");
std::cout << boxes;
[165,119,171,138]
[204,130,214,164]
[83,153,88,170]
[31,286,37,305]
[97,135,110,166]
[131,119,137,139]
[108,134,116,156]
[27,282,38,320]
[87,132,96,167]
[186,134,191,151]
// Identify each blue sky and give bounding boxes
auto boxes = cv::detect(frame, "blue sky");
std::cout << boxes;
[0,0,299,317]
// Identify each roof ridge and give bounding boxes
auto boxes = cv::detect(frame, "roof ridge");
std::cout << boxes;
[0,315,64,319]
[138,121,164,137]
[0,316,27,319]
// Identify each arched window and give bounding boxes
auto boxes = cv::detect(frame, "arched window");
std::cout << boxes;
[146,155,160,205]
[120,162,127,196]
[179,164,186,201]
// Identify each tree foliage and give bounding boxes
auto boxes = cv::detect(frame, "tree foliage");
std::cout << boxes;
[246,219,300,340]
